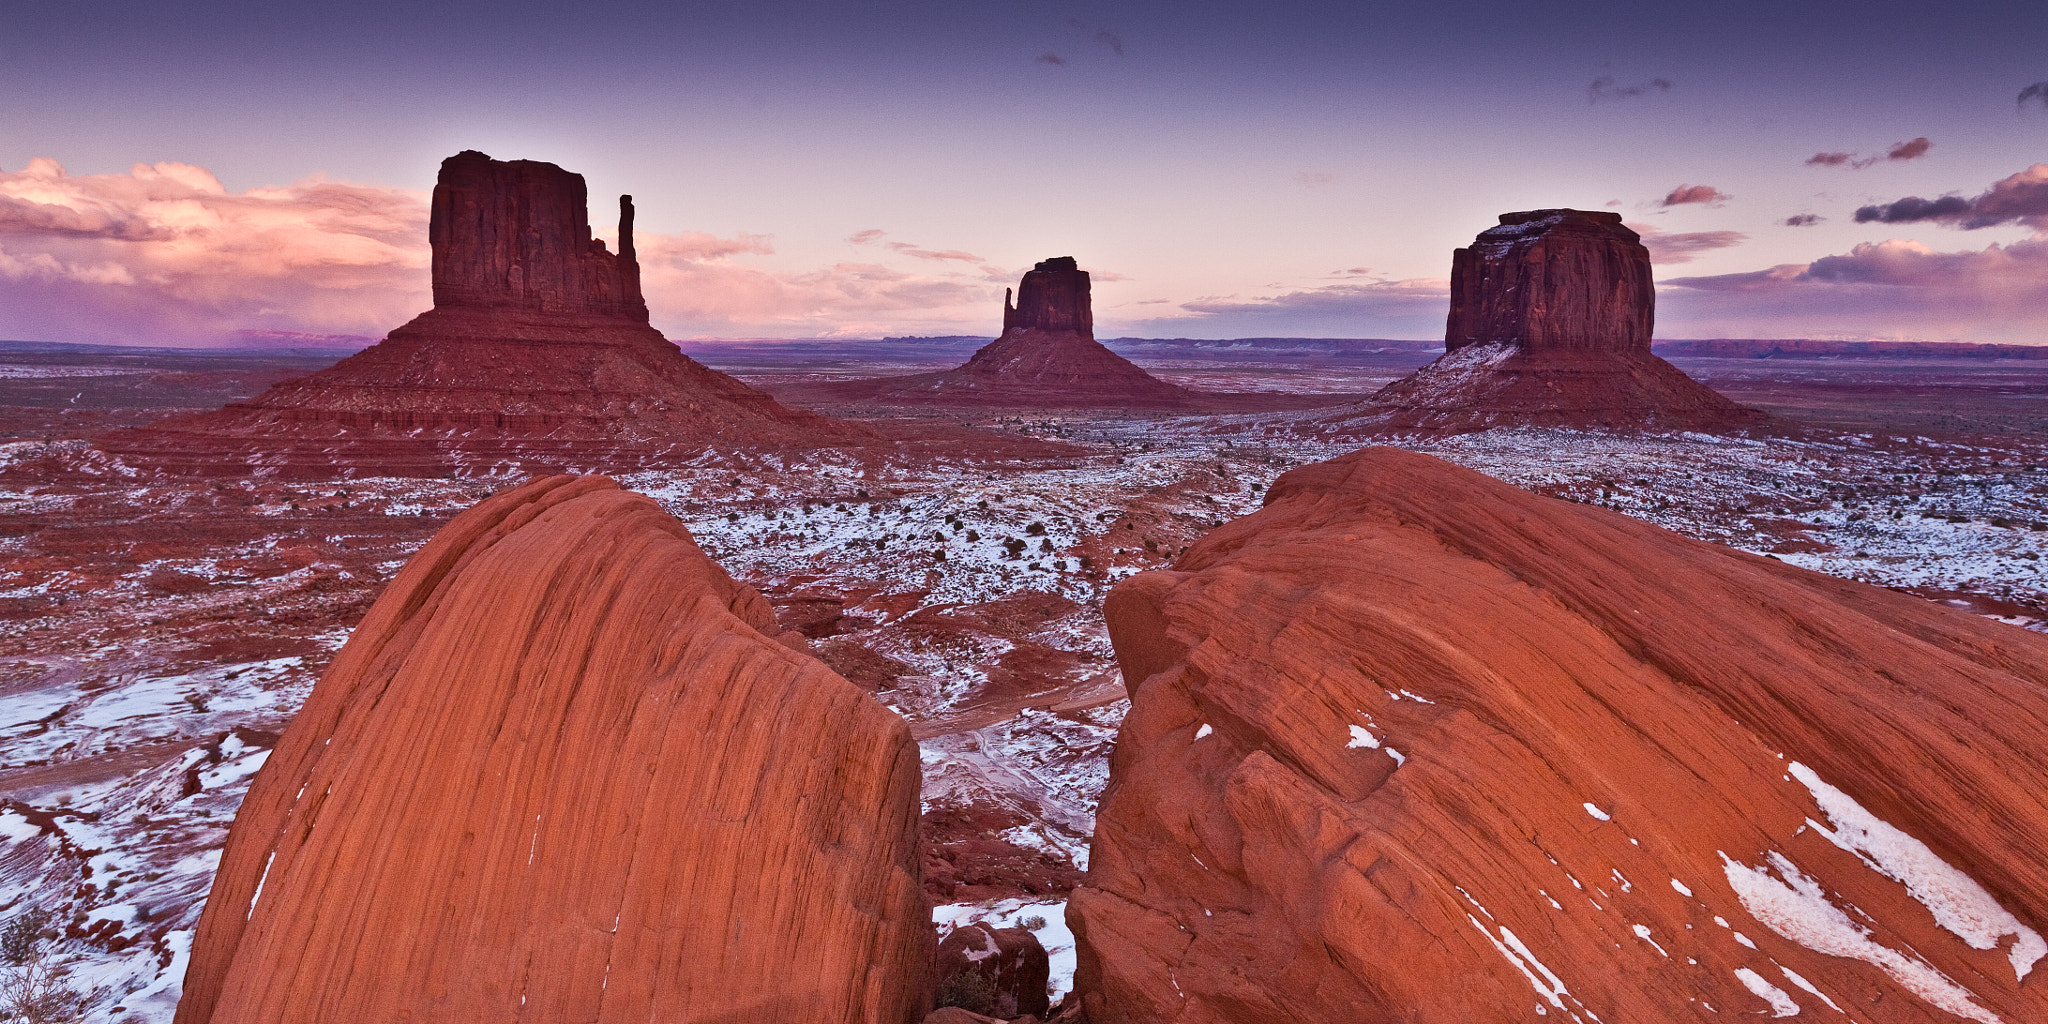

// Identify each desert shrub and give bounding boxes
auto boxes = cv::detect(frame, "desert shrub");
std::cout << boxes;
[935,968,998,1016]
[1,908,89,1024]
[1019,915,1047,931]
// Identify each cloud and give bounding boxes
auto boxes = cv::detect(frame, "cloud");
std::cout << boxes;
[1784,214,1824,227]
[846,228,884,245]
[1887,136,1932,161]
[1114,274,1449,338]
[0,156,430,345]
[2019,81,2048,110]
[1626,224,1747,263]
[1660,236,2048,343]
[1588,75,1672,103]
[1293,171,1338,186]
[1661,184,1730,207]
[1036,52,1068,66]
[0,156,1023,345]
[1804,137,1932,170]
[1853,163,2048,231]
[1096,30,1124,55]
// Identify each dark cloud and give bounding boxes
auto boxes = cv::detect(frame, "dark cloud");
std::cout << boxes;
[1784,214,1824,227]
[1126,275,1448,338]
[1627,223,1747,263]
[1036,52,1067,66]
[1805,137,1932,170]
[1660,184,1730,207]
[2019,81,2048,110]
[1887,136,1932,161]
[1587,75,1672,103]
[1853,164,2048,231]
[1096,30,1124,56]
[1659,238,2048,343]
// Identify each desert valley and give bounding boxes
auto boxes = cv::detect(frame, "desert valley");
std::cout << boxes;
[0,148,2044,1022]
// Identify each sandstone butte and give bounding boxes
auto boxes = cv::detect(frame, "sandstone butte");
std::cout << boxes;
[807,257,1200,410]
[173,475,932,1024]
[1070,445,2048,1023]
[1324,209,1764,433]
[106,151,868,478]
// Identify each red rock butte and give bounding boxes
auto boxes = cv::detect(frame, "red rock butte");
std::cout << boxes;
[1326,209,1763,433]
[104,150,867,477]
[810,257,1198,409]
[174,475,933,1024]
[1070,446,2048,1023]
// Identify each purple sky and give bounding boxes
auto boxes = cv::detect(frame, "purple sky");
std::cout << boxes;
[3,1,2046,345]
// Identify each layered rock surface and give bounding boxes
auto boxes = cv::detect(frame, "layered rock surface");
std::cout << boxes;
[1328,210,1762,432]
[801,257,1198,409]
[174,475,932,1024]
[1071,446,2048,1023]
[107,151,864,477]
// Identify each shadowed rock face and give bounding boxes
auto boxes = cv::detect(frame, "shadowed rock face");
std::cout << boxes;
[104,152,866,476]
[1445,209,1652,355]
[1001,256,1092,335]
[174,476,934,1024]
[430,150,647,318]
[1072,446,2048,1024]
[1318,209,1761,433]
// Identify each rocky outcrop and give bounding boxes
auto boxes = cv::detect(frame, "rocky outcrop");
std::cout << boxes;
[794,257,1198,410]
[936,922,1051,1019]
[1070,446,2048,1023]
[1320,210,1762,433]
[175,476,932,1024]
[105,151,866,477]
[430,150,646,317]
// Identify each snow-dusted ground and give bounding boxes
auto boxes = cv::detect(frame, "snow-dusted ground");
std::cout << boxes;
[1,402,2044,1018]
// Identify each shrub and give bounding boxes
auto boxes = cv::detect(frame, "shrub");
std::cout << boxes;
[935,968,999,1016]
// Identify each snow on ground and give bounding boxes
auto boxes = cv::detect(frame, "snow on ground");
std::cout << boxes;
[2,402,2045,1017]
[934,897,1080,1002]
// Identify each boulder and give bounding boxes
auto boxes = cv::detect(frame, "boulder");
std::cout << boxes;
[1321,209,1763,433]
[936,922,1051,1019]
[175,475,932,1024]
[105,151,868,477]
[1070,446,2048,1023]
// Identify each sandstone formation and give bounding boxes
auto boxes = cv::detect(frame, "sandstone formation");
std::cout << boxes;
[174,475,932,1023]
[936,922,1051,1019]
[1326,209,1763,432]
[106,151,866,477]
[1070,446,2048,1023]
[797,257,1199,410]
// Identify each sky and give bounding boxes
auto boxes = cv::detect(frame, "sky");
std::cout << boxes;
[2,0,2046,346]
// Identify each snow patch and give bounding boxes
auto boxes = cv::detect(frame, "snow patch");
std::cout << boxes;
[1734,966,1801,1017]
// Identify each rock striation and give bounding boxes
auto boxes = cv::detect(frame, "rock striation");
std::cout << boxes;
[1070,446,2048,1023]
[106,151,866,477]
[174,475,932,1024]
[1326,209,1762,433]
[801,257,1198,410]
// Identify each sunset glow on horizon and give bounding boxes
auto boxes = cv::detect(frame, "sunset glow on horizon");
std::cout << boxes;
[4,0,2047,347]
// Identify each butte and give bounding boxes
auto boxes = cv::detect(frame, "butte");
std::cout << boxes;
[1321,209,1764,434]
[105,150,869,478]
[800,256,1200,411]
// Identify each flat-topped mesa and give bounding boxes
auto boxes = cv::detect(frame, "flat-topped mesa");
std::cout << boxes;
[429,150,647,319]
[1446,209,1652,355]
[1307,207,1764,434]
[1000,256,1093,335]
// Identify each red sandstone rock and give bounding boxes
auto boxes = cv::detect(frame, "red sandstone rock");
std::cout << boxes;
[801,258,1197,410]
[1325,210,1762,433]
[105,152,867,477]
[174,475,932,1024]
[937,922,1052,1019]
[1071,446,2048,1023]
